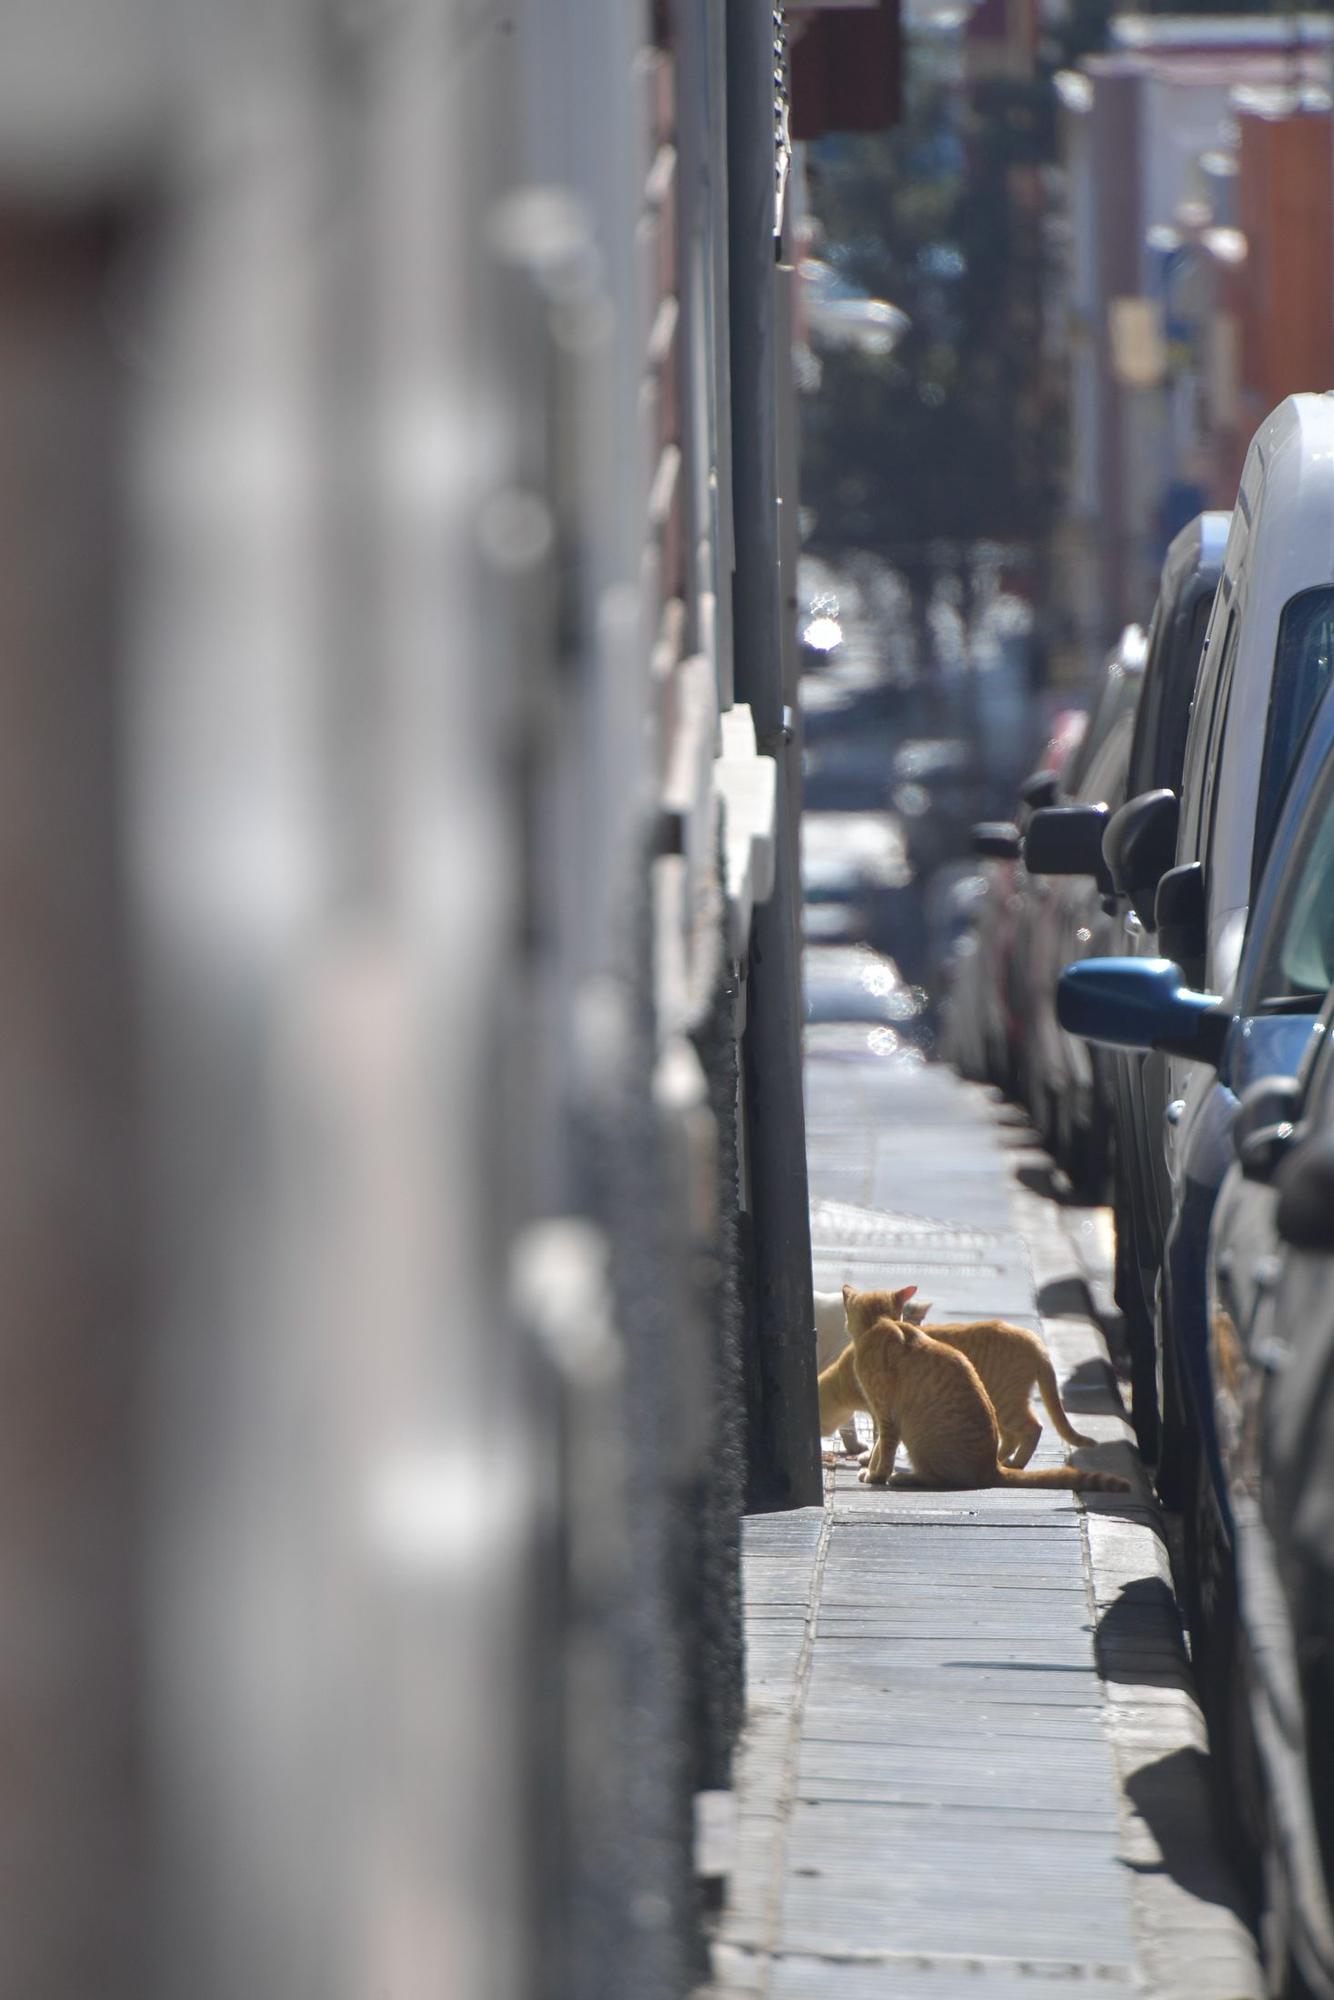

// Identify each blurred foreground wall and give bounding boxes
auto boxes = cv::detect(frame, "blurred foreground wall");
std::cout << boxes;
[0,3,816,1995]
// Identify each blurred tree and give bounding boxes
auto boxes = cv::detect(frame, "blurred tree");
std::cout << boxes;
[802,74,1062,663]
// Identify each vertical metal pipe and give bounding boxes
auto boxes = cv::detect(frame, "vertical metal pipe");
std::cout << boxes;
[724,1,820,1512]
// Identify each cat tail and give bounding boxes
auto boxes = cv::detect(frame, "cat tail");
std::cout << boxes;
[1034,1354,1097,1447]
[995,1463,1130,1494]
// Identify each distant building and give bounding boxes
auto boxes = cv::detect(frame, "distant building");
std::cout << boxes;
[1053,18,1334,678]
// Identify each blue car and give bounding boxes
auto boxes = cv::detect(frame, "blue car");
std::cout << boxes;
[1055,404,1334,1514]
[1205,987,1334,2000]
[1057,673,1334,1659]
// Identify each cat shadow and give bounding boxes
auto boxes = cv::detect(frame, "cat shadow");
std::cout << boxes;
[1059,1356,1124,1420]
[1040,1281,1135,1385]
[1093,1574,1187,1685]
[1121,1745,1254,1916]
[1015,1162,1085,1207]
[1037,1276,1093,1320]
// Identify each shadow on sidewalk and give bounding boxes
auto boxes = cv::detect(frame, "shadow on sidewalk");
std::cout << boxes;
[1058,1354,1124,1418]
[1094,1574,1188,1683]
[1037,1275,1094,1318]
[1016,1161,1088,1207]
[1122,1745,1256,1918]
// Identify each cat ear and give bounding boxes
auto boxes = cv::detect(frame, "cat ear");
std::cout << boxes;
[891,1284,917,1315]
[841,1283,853,1305]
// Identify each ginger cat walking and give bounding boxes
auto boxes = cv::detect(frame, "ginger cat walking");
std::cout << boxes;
[822,1283,1098,1469]
[843,1285,1128,1495]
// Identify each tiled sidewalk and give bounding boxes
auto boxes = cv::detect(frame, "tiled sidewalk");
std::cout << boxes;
[702,1050,1261,2000]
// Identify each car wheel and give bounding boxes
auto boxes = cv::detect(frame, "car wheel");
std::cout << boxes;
[1155,1307,1192,1512]
[1065,1112,1110,1204]
[1184,1453,1263,1907]
[1255,1746,1327,2000]
[1121,1282,1160,1467]
[1112,1177,1160,1461]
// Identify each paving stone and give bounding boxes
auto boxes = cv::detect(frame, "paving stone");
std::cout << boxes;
[768,1961,1136,2000]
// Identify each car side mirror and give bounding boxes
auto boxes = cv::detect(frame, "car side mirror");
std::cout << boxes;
[972,821,1021,861]
[1155,861,1205,976]
[1234,1075,1304,1183]
[1017,768,1060,813]
[1104,788,1178,928]
[1023,805,1114,892]
[1276,1132,1334,1251]
[1056,955,1229,1064]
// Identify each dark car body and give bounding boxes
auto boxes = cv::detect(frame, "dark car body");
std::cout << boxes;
[944,709,1086,1092]
[1107,513,1229,1430]
[1060,667,1334,1487]
[1204,781,1334,1996]
[1058,682,1334,1884]
[1023,513,1226,1453]
[1020,627,1145,1190]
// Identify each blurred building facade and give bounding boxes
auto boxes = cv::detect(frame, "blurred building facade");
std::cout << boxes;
[0,3,831,1996]
[1053,16,1334,680]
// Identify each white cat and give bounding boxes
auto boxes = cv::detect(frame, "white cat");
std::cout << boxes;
[814,1285,931,1455]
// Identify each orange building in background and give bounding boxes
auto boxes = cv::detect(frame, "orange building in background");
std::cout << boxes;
[1236,102,1334,433]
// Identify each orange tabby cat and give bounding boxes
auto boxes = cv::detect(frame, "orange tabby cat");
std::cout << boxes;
[837,1283,1096,1468]
[817,1287,931,1452]
[847,1286,1128,1494]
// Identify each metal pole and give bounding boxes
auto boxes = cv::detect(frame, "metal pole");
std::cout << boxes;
[725,0,820,1512]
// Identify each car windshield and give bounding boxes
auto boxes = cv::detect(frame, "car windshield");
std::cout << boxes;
[1253,586,1334,886]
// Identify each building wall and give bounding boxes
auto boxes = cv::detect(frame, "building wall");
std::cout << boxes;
[0,3,811,1996]
[1238,108,1334,428]
[1057,42,1334,674]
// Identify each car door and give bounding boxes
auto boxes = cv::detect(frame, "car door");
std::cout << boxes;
[1165,605,1241,1190]
[1187,699,1334,1509]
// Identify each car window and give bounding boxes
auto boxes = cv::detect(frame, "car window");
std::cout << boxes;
[1192,611,1239,871]
[1179,609,1229,859]
[1252,586,1334,889]
[1127,584,1214,800]
[1156,590,1214,795]
[1254,770,1334,1009]
[1126,599,1167,799]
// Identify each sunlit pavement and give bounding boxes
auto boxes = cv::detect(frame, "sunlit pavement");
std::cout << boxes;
[701,1041,1262,2000]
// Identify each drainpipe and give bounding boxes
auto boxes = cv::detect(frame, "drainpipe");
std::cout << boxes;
[724,0,820,1512]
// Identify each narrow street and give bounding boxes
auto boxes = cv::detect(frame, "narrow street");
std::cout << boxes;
[705,1046,1263,1999]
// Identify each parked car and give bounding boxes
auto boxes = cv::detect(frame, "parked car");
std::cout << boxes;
[940,708,1086,1091]
[799,257,910,357]
[1023,511,1227,1448]
[1206,976,1334,2000]
[803,942,928,1038]
[1058,670,1334,1925]
[922,859,989,1025]
[1052,389,1334,1509]
[1021,623,1146,1191]
[801,810,913,947]
[1203,747,1334,1998]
